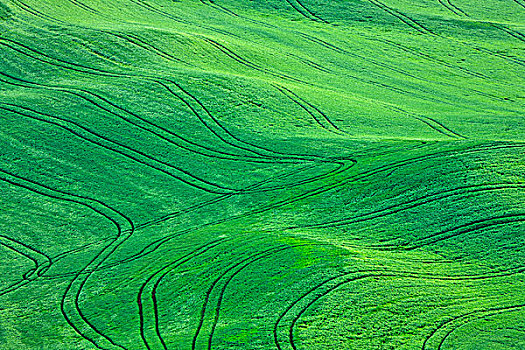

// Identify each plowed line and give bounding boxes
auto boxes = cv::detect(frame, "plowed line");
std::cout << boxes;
[200,36,313,85]
[0,104,236,194]
[192,245,288,349]
[0,169,134,350]
[367,0,436,35]
[289,183,525,230]
[0,234,52,279]
[273,84,344,135]
[284,0,328,23]
[0,38,329,162]
[422,303,525,350]
[277,271,525,349]
[0,40,294,162]
[138,239,227,350]
[207,244,314,349]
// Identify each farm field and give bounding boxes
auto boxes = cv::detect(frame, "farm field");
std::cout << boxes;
[0,0,524,349]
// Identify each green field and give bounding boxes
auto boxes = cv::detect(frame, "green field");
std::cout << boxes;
[0,0,524,349]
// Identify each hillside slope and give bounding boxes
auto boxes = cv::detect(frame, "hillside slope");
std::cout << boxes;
[0,0,524,349]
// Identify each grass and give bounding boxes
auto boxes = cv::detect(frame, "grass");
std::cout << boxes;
[0,0,524,349]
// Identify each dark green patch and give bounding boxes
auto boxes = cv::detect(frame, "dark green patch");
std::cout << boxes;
[0,2,10,20]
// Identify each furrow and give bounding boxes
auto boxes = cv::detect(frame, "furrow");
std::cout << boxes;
[0,169,134,350]
[0,104,236,194]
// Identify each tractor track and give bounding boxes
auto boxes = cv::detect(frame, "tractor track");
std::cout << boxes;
[127,0,240,38]
[366,0,525,68]
[0,234,52,280]
[277,269,525,349]
[8,0,65,24]
[0,70,304,166]
[283,0,328,24]
[200,36,314,86]
[66,143,522,282]
[193,244,310,349]
[361,214,525,252]
[4,30,516,143]
[273,84,344,135]
[511,0,525,9]
[66,0,101,15]
[422,302,525,350]
[204,245,312,349]
[299,33,519,106]
[0,169,134,350]
[207,142,524,232]
[138,238,228,350]
[286,183,525,230]
[0,38,335,163]
[400,214,525,251]
[367,0,436,35]
[104,31,194,67]
[199,0,239,17]
[437,0,525,44]
[0,40,286,162]
[38,163,328,280]
[437,0,466,17]
[0,104,237,194]
[2,1,524,348]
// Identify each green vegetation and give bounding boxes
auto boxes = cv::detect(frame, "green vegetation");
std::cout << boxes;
[0,0,523,349]
[0,2,11,20]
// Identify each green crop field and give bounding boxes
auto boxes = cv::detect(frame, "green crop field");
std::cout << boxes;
[0,0,524,349]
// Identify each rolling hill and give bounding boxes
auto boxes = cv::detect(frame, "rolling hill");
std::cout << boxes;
[0,0,524,349]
